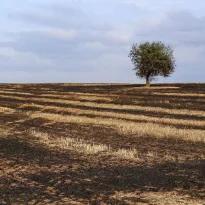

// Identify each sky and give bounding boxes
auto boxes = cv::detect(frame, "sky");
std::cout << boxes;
[0,0,205,83]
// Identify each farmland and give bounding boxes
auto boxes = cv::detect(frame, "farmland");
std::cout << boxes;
[0,83,205,204]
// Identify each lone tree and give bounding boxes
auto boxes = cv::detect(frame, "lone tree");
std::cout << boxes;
[128,41,176,87]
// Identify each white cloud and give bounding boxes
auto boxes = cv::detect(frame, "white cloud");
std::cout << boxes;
[41,28,77,40]
[0,47,55,67]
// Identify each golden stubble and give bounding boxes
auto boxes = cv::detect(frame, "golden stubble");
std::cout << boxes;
[19,103,205,128]
[29,112,205,143]
[1,94,205,118]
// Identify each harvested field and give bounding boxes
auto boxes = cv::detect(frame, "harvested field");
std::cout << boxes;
[0,83,205,204]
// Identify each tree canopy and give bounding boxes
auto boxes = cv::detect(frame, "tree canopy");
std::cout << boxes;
[128,41,176,87]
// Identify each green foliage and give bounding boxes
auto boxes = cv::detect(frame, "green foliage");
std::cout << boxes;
[128,41,176,87]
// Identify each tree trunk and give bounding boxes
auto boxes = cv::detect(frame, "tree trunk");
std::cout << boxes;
[146,76,150,88]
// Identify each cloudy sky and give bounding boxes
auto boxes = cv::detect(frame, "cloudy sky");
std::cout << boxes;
[0,0,205,83]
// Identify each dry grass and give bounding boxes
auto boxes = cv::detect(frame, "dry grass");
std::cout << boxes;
[115,86,180,93]
[28,98,205,118]
[29,129,138,160]
[40,94,113,102]
[0,90,113,101]
[0,126,11,137]
[0,89,118,97]
[0,94,23,100]
[73,95,113,102]
[1,94,205,118]
[0,91,33,96]
[20,103,205,128]
[0,106,15,114]
[112,191,205,205]
[152,92,205,97]
[29,112,205,143]
[64,92,117,97]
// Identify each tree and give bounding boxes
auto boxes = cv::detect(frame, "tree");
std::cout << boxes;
[128,41,176,87]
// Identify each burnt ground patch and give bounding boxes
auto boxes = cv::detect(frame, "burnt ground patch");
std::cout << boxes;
[0,83,205,204]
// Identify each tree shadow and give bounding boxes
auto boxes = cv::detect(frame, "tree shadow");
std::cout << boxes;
[0,135,205,204]
[23,159,205,204]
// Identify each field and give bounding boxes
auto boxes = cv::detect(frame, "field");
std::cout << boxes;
[0,83,205,205]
